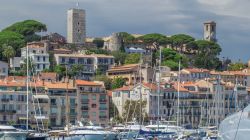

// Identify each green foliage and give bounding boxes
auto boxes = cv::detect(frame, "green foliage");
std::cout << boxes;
[69,64,84,78]
[170,34,195,51]
[54,65,66,78]
[20,58,36,75]
[157,48,188,70]
[111,51,127,65]
[125,53,141,64]
[42,68,51,73]
[228,62,246,71]
[118,32,135,44]
[2,20,47,36]
[122,100,148,122]
[138,33,171,45]
[193,40,222,69]
[2,44,16,62]
[111,77,126,89]
[95,75,112,90]
[86,48,110,55]
[0,31,25,57]
[93,38,104,48]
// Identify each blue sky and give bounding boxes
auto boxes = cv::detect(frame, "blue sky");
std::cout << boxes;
[0,0,250,62]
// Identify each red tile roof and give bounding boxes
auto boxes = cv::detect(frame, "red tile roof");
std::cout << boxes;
[75,80,102,86]
[113,86,132,91]
[184,68,209,73]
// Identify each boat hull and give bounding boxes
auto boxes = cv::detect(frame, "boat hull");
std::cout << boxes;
[0,132,27,140]
[47,134,117,140]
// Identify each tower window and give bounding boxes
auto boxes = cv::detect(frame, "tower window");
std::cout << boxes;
[211,26,215,32]
[78,22,80,25]
[206,25,209,31]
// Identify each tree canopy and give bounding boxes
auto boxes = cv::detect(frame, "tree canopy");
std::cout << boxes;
[125,53,141,64]
[157,48,188,70]
[0,31,25,58]
[2,20,47,36]
[111,51,127,65]
[228,62,246,71]
[118,32,135,44]
[193,40,222,69]
[170,34,195,52]
[111,77,126,89]
[138,33,171,45]
[2,44,16,63]
[92,38,104,48]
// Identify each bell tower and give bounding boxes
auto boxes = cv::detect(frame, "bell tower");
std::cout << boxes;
[204,21,216,42]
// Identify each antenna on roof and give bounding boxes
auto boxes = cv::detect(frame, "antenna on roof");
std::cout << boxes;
[76,2,79,8]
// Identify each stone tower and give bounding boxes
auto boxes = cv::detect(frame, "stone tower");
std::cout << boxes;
[67,8,86,44]
[204,21,216,42]
[108,33,122,51]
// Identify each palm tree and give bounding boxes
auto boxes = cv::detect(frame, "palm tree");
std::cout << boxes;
[2,44,16,65]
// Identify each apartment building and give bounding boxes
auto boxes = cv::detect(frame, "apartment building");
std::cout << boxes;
[107,64,154,85]
[170,68,210,82]
[210,71,250,87]
[0,79,49,129]
[45,81,77,127]
[54,53,114,80]
[76,80,109,126]
[21,42,50,73]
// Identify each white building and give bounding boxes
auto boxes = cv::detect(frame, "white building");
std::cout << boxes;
[21,42,50,73]
[9,57,21,71]
[67,8,86,44]
[0,61,8,78]
[54,53,114,80]
[170,68,210,82]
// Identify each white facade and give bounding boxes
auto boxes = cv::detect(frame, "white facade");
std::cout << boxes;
[67,8,86,44]
[21,43,50,73]
[9,57,21,71]
[0,61,8,78]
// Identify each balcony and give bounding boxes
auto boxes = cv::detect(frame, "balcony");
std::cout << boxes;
[99,107,107,110]
[70,112,77,116]
[81,99,89,104]
[82,115,89,118]
[99,116,107,119]
[81,107,89,110]
[1,99,9,102]
[0,110,16,114]
[99,99,107,102]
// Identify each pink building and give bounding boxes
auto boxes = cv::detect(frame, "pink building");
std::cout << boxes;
[76,80,109,126]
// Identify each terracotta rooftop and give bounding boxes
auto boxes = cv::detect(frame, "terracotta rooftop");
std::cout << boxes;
[40,72,57,78]
[183,68,209,73]
[44,82,76,90]
[107,64,139,72]
[54,53,114,58]
[75,80,102,86]
[0,80,44,88]
[113,86,132,91]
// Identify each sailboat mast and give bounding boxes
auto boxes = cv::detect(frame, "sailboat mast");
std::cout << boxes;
[157,47,161,131]
[177,58,181,127]
[66,66,69,136]
[139,53,142,129]
[235,77,238,112]
[26,45,29,131]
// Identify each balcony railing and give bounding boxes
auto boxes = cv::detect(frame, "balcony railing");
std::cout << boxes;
[81,99,89,104]
[99,116,107,119]
[99,107,107,110]
[81,107,89,110]
[0,110,16,113]
[99,99,107,102]
[1,99,9,102]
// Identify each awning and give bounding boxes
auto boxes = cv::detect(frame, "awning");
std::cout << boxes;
[33,95,49,99]
[18,117,27,120]
[34,115,48,120]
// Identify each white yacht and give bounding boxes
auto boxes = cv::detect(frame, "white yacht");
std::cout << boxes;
[0,125,27,140]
